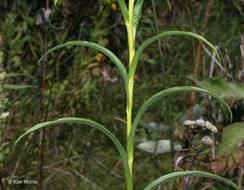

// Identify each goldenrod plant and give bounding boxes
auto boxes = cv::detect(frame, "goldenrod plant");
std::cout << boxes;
[15,1,240,189]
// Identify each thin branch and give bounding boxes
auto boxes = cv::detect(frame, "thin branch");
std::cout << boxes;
[189,0,213,120]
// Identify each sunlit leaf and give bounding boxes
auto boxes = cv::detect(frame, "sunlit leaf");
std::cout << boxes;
[218,122,244,156]
[143,171,240,190]
[15,117,132,190]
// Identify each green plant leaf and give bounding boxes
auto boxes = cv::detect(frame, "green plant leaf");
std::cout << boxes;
[3,84,36,89]
[127,86,232,159]
[134,0,144,31]
[218,122,244,156]
[5,73,25,78]
[165,0,171,11]
[188,75,244,100]
[14,117,132,190]
[117,0,129,23]
[137,139,181,154]
[54,0,58,6]
[129,31,221,80]
[143,171,240,190]
[38,41,128,96]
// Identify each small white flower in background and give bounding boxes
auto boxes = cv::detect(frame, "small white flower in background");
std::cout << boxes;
[0,112,9,119]
[211,126,218,133]
[183,119,218,133]
[205,121,218,133]
[183,120,196,129]
[205,121,212,130]
[202,136,213,145]
[183,120,196,126]
[195,119,205,127]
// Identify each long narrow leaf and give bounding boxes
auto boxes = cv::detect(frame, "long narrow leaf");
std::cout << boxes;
[129,31,221,80]
[54,0,58,6]
[134,0,144,32]
[144,171,240,190]
[15,117,133,190]
[5,73,25,78]
[165,0,171,11]
[3,84,36,89]
[117,0,129,23]
[38,41,128,96]
[127,86,232,157]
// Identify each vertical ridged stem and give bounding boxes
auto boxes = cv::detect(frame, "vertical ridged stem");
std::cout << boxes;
[126,0,135,176]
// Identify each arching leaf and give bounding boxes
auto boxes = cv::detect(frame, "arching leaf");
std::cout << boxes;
[165,0,171,11]
[129,31,221,80]
[38,41,128,96]
[15,117,132,190]
[134,0,144,34]
[117,0,129,23]
[3,84,36,89]
[127,86,232,159]
[143,171,240,190]
[54,0,58,6]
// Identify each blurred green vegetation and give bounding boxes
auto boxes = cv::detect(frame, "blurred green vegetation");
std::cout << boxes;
[0,0,243,189]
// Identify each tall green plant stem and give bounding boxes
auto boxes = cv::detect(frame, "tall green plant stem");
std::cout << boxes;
[126,0,135,175]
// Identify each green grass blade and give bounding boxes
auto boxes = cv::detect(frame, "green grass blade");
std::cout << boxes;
[134,0,144,31]
[143,171,240,190]
[54,0,58,6]
[165,0,171,11]
[14,117,132,190]
[38,41,128,96]
[5,73,26,78]
[3,84,36,89]
[127,86,232,158]
[117,0,129,23]
[129,31,221,80]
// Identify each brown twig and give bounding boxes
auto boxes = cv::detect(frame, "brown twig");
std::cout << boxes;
[189,0,212,120]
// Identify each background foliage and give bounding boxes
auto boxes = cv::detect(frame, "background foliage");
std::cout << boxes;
[0,0,243,189]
